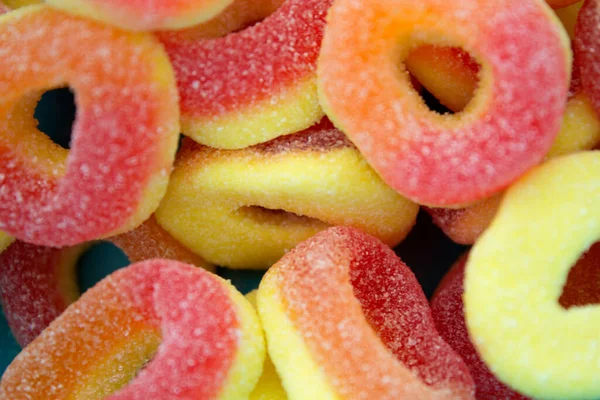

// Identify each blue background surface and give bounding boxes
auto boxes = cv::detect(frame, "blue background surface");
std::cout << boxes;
[0,88,464,375]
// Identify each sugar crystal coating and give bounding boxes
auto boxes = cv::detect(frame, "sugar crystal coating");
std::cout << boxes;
[318,0,571,206]
[0,217,214,348]
[465,151,600,399]
[156,120,419,269]
[157,0,331,149]
[431,254,529,399]
[0,6,180,247]
[0,259,265,399]
[46,0,235,31]
[258,227,475,399]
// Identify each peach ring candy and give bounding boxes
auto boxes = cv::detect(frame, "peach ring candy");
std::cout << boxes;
[257,226,475,399]
[575,0,600,118]
[156,0,330,150]
[46,0,235,31]
[431,254,528,399]
[0,259,265,399]
[0,217,213,348]
[434,244,600,399]
[318,0,571,207]
[2,0,41,8]
[155,121,419,269]
[246,290,288,400]
[0,6,180,247]
[464,151,600,399]
[427,91,600,245]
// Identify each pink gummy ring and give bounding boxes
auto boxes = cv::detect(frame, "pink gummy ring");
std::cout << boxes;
[0,7,180,247]
[0,259,264,399]
[318,0,571,206]
[157,0,331,149]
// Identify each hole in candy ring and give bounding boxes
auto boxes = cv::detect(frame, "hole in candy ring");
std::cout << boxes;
[404,45,482,115]
[237,205,328,226]
[34,87,76,150]
[559,241,600,309]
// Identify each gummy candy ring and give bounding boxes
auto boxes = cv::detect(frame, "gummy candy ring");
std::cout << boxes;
[258,226,475,399]
[46,0,235,31]
[157,0,331,149]
[465,151,600,399]
[318,0,571,206]
[0,259,265,399]
[0,217,213,348]
[156,121,418,269]
[0,6,180,247]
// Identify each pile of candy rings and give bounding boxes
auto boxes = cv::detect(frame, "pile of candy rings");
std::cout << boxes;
[0,0,598,398]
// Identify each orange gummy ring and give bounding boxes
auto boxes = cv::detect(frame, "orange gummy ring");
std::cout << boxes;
[0,6,180,247]
[258,227,475,399]
[318,0,571,206]
[0,259,265,399]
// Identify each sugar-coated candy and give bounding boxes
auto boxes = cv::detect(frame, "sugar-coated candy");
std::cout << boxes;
[431,254,529,399]
[0,241,88,347]
[157,0,330,149]
[0,217,213,348]
[46,0,235,31]
[427,90,600,244]
[0,259,265,399]
[465,151,600,399]
[156,120,418,269]
[318,0,571,207]
[258,227,475,399]
[246,290,288,400]
[2,0,40,8]
[0,6,180,247]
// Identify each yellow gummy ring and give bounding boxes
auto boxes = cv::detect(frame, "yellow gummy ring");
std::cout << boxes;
[465,150,600,399]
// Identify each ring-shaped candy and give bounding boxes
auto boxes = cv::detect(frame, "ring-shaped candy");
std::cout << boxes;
[318,0,571,207]
[554,1,583,39]
[1,0,40,8]
[465,151,600,399]
[0,6,180,247]
[46,0,235,31]
[575,0,600,118]
[0,217,212,348]
[156,121,419,269]
[0,259,265,399]
[156,0,330,149]
[258,226,475,399]
[427,90,600,244]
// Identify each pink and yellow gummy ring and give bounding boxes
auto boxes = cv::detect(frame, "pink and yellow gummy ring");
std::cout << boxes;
[156,121,418,269]
[465,151,600,399]
[157,0,330,149]
[0,217,212,348]
[258,226,475,399]
[318,0,571,207]
[0,6,180,247]
[46,0,235,31]
[0,259,265,399]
